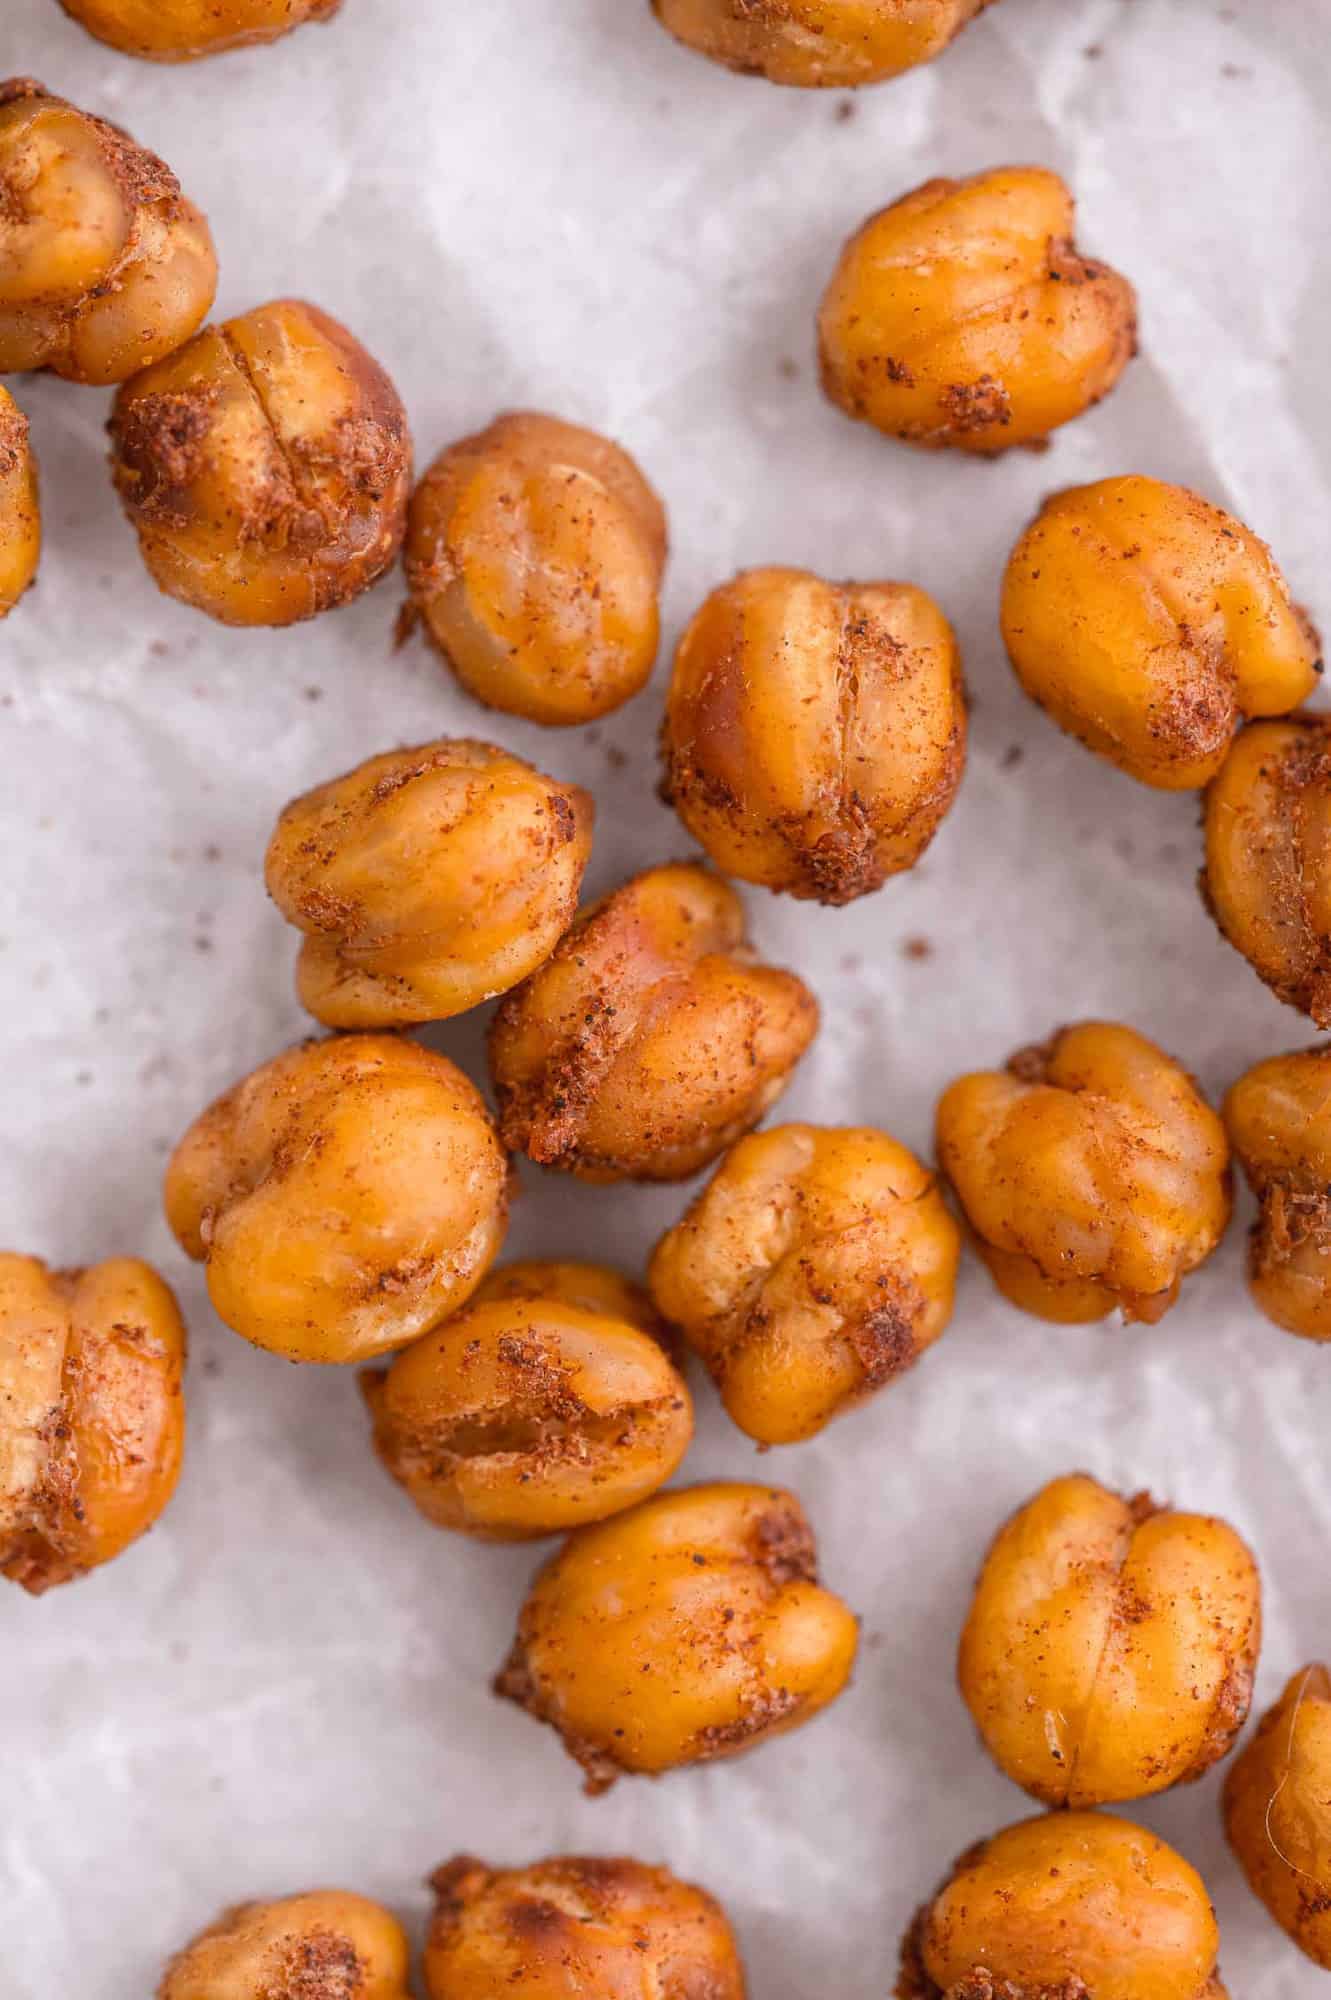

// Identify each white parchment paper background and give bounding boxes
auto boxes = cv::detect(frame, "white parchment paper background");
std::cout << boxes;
[2,3,1329,1994]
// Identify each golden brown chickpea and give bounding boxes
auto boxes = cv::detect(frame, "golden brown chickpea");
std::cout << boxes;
[163,1035,508,1364]
[959,1472,1260,1809]
[818,166,1136,455]
[265,741,593,1030]
[0,385,39,615]
[496,1481,858,1791]
[489,862,819,1183]
[0,1252,185,1594]
[1224,1663,1331,1970]
[1224,1046,1331,1341]
[659,567,967,904]
[60,0,342,62]
[159,1891,409,2000]
[405,412,667,727]
[651,0,995,88]
[649,1124,960,1445]
[898,1811,1226,2000]
[1003,476,1321,789]
[108,299,411,627]
[0,79,217,386]
[936,1022,1231,1325]
[362,1260,692,1541]
[425,1854,746,2000]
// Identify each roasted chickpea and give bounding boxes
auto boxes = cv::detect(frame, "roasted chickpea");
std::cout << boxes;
[899,1811,1226,2000]
[0,1252,185,1594]
[818,166,1135,455]
[1224,1663,1331,1970]
[651,0,995,88]
[0,385,38,615]
[109,299,411,627]
[362,1260,692,1540]
[405,412,667,727]
[265,740,593,1030]
[0,79,216,387]
[425,1854,746,2000]
[164,1035,508,1364]
[489,862,818,1183]
[495,1481,858,1791]
[1224,1046,1331,1341]
[649,1124,960,1444]
[936,1022,1231,1325]
[159,1891,409,2000]
[59,0,341,62]
[659,568,966,904]
[1003,476,1321,789]
[959,1472,1260,1809]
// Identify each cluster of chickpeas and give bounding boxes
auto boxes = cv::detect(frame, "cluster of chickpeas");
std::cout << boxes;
[5,3,1331,1997]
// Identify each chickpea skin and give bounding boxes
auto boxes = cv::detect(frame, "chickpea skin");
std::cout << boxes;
[818,166,1136,455]
[266,740,593,1030]
[362,1261,693,1540]
[0,1252,186,1594]
[1224,1664,1331,1970]
[649,1124,960,1445]
[1224,1046,1331,1341]
[651,0,996,89]
[1003,476,1321,788]
[660,567,967,904]
[163,1035,509,1364]
[59,0,342,62]
[0,385,39,615]
[405,412,667,726]
[425,1854,746,2000]
[108,299,411,626]
[159,1891,409,2000]
[495,1481,858,1791]
[959,1473,1260,1809]
[0,78,217,386]
[936,1022,1231,1325]
[899,1811,1227,2000]
[489,862,819,1183]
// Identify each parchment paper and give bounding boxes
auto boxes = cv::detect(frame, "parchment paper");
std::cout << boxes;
[2,4,1329,1994]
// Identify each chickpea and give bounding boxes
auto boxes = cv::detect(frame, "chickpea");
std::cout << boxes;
[495,1481,858,1791]
[936,1021,1231,1324]
[899,1811,1226,2000]
[405,412,667,727]
[818,166,1136,455]
[959,1472,1260,1809]
[489,862,819,1183]
[0,79,217,387]
[0,1252,185,1594]
[1224,1046,1331,1341]
[159,1891,409,2000]
[659,568,967,904]
[1224,1663,1331,1970]
[362,1260,692,1540]
[425,1853,746,2000]
[0,385,39,615]
[265,740,593,1030]
[1003,476,1321,788]
[648,1124,960,1445]
[59,0,342,62]
[651,0,995,88]
[108,299,411,627]
[163,1035,509,1364]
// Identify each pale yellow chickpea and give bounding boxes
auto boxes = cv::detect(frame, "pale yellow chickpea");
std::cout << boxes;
[405,412,667,726]
[1224,1046,1331,1342]
[652,0,997,88]
[0,78,217,385]
[1224,1664,1331,1971]
[0,385,39,615]
[60,0,342,61]
[265,740,593,1029]
[158,1891,409,2000]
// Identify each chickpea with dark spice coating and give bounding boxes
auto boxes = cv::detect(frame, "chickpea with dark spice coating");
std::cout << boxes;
[1224,1664,1331,1970]
[819,166,1136,455]
[1224,1046,1331,1341]
[651,0,997,89]
[0,385,39,615]
[660,567,967,904]
[158,1891,409,2000]
[60,0,342,62]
